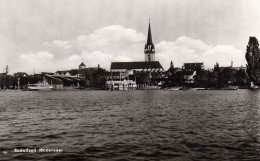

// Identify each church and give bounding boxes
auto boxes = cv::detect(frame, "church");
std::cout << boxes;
[109,20,163,81]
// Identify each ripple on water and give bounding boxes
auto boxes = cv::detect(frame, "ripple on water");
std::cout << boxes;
[0,90,260,160]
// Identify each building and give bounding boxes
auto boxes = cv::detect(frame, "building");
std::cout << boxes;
[144,20,155,62]
[110,61,163,80]
[53,62,105,87]
[182,62,204,83]
[214,62,246,73]
[183,62,204,71]
[79,62,86,70]
[109,20,163,82]
[55,62,98,77]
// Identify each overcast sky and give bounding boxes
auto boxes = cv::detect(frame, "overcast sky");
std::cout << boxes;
[1,0,260,74]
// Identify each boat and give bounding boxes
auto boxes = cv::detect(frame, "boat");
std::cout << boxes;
[194,88,206,90]
[27,82,53,91]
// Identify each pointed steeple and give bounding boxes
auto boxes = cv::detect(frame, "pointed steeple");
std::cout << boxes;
[144,19,155,60]
[147,19,153,45]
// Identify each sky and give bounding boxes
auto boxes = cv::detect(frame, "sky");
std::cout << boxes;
[0,0,260,74]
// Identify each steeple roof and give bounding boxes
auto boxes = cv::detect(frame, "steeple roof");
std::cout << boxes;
[146,20,153,45]
[79,62,86,67]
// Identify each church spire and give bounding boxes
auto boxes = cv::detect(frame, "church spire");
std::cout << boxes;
[144,19,155,62]
[147,19,153,46]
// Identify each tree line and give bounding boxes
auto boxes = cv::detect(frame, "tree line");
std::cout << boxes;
[0,65,249,90]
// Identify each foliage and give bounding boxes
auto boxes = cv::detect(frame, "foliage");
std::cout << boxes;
[83,68,107,88]
[134,71,151,85]
[245,37,260,84]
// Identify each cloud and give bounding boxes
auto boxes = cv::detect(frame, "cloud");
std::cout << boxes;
[156,37,246,70]
[81,51,113,68]
[1,0,260,74]
[175,36,212,52]
[13,25,246,74]
[202,45,245,68]
[20,51,54,60]
[112,56,133,62]
[18,51,55,73]
[68,54,80,61]
[43,40,72,52]
[15,25,146,73]
[52,40,70,48]
[73,25,146,58]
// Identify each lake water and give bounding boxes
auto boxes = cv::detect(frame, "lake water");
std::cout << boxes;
[0,90,260,161]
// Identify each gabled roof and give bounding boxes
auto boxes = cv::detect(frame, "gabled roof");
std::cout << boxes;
[78,67,97,74]
[56,69,78,76]
[79,62,86,67]
[111,61,163,70]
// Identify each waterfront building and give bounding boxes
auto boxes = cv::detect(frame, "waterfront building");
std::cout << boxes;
[52,62,107,88]
[55,62,98,77]
[110,61,163,80]
[213,62,247,85]
[214,62,246,73]
[182,62,204,83]
[109,20,163,84]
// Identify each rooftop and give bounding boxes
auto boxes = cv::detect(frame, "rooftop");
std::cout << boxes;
[183,62,204,70]
[111,61,163,70]
[79,62,86,67]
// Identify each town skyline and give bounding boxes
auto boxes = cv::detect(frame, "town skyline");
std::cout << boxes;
[1,0,260,74]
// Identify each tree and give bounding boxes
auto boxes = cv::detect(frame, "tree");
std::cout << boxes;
[93,68,107,88]
[194,68,209,87]
[234,69,248,86]
[134,71,150,85]
[245,37,260,84]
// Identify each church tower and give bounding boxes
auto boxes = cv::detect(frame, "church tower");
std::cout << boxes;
[79,62,86,70]
[144,20,155,62]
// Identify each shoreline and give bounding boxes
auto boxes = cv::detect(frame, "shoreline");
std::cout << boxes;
[0,87,253,92]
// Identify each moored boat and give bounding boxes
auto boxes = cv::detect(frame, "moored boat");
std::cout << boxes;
[28,82,53,91]
[164,87,182,91]
[194,88,206,90]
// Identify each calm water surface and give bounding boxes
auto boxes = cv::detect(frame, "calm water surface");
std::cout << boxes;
[0,90,260,161]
